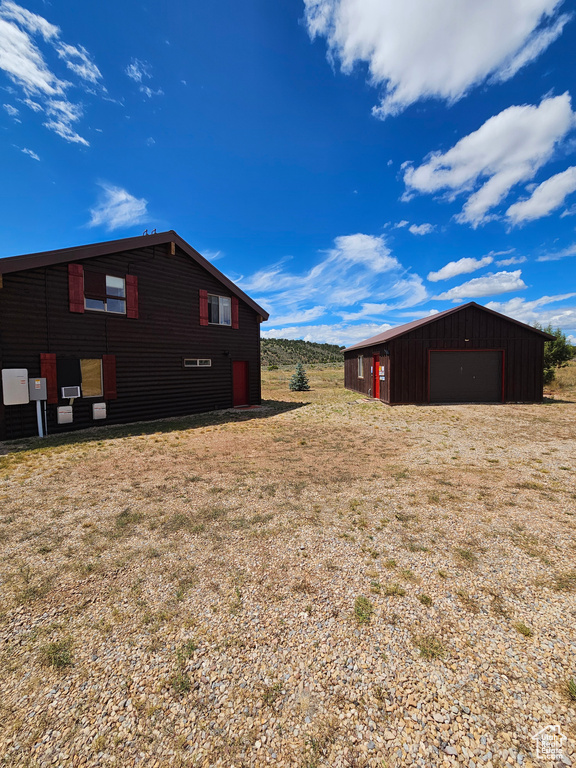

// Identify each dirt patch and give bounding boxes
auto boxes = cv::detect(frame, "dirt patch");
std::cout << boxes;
[0,364,575,767]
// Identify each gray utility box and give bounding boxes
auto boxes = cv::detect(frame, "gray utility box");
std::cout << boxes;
[29,378,47,401]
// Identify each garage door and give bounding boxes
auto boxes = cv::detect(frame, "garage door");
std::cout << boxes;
[429,351,503,403]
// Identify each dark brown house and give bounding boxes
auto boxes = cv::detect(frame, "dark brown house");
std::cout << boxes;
[0,231,269,439]
[344,302,553,404]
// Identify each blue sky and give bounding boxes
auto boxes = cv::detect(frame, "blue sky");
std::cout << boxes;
[1,0,575,345]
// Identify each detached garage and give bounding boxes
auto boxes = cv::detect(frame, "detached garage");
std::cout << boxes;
[344,302,554,404]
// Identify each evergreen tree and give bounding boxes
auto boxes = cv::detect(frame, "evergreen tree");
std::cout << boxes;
[289,362,310,391]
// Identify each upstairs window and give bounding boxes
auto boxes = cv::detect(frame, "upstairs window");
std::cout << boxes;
[208,294,231,326]
[84,272,126,314]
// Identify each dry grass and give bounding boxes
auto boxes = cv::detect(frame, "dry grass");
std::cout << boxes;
[0,363,575,767]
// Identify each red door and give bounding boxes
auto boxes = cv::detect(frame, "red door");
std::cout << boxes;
[372,354,380,399]
[232,361,249,406]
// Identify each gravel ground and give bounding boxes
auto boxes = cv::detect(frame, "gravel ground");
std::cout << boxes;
[0,365,575,767]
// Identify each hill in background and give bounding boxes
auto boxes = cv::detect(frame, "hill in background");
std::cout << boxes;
[261,338,344,366]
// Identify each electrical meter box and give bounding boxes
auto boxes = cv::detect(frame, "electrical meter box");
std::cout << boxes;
[92,402,106,420]
[28,377,47,401]
[2,369,30,406]
[57,406,73,424]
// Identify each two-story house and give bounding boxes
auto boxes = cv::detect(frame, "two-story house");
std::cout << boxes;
[0,231,269,440]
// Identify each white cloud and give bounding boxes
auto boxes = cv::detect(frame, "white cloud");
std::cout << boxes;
[139,85,164,98]
[43,98,88,145]
[537,243,576,261]
[303,0,569,118]
[240,233,427,340]
[506,166,576,224]
[21,146,39,160]
[427,255,494,282]
[125,58,163,98]
[408,223,435,236]
[435,270,527,301]
[403,94,576,227]
[394,220,409,228]
[486,293,576,333]
[496,255,526,266]
[262,322,393,347]
[125,58,150,83]
[266,306,327,326]
[201,249,222,262]
[3,101,18,118]
[56,43,102,84]
[0,1,103,145]
[88,183,148,231]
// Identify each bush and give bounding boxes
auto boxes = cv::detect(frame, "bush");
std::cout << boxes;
[289,363,310,391]
[536,324,576,384]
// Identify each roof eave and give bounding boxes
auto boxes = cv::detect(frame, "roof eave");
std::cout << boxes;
[0,230,269,321]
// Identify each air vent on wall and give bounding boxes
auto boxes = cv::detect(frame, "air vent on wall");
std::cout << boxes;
[61,385,81,399]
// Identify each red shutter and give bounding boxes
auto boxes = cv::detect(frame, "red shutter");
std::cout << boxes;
[102,355,117,400]
[40,353,58,404]
[68,264,84,313]
[126,274,138,319]
[231,296,239,329]
[199,289,209,326]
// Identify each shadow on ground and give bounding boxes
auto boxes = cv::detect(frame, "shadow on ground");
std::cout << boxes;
[0,399,309,456]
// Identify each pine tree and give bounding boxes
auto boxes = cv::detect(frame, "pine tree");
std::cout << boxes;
[289,362,310,391]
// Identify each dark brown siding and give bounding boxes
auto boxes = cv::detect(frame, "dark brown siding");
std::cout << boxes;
[0,242,263,439]
[345,304,545,405]
[344,347,390,400]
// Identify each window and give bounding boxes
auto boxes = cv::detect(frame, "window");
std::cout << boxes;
[80,359,103,397]
[358,356,364,378]
[183,358,211,368]
[208,295,231,325]
[84,272,126,314]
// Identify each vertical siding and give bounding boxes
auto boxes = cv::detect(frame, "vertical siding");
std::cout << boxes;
[347,305,546,405]
[0,243,263,439]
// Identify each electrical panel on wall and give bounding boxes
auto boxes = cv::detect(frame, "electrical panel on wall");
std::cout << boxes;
[1,369,30,406]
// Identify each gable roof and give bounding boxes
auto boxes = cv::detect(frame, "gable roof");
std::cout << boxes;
[0,230,269,321]
[344,301,554,351]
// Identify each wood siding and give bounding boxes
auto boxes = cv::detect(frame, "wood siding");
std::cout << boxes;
[344,304,545,404]
[0,242,263,439]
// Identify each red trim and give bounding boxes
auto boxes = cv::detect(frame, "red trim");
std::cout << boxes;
[199,289,208,326]
[126,274,138,319]
[102,355,117,400]
[427,348,505,403]
[372,354,380,399]
[40,353,58,404]
[231,296,239,329]
[68,263,84,313]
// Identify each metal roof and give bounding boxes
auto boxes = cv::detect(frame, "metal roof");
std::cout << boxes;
[0,230,269,321]
[344,301,554,351]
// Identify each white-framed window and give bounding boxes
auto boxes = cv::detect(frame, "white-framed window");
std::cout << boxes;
[85,273,126,314]
[358,356,364,378]
[80,358,103,397]
[208,295,231,326]
[183,358,212,368]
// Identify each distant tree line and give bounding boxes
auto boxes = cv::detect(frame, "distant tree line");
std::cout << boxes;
[261,338,344,367]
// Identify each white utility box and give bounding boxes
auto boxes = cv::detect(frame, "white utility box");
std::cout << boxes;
[92,402,106,420]
[57,406,73,424]
[2,369,30,405]
[61,386,81,399]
